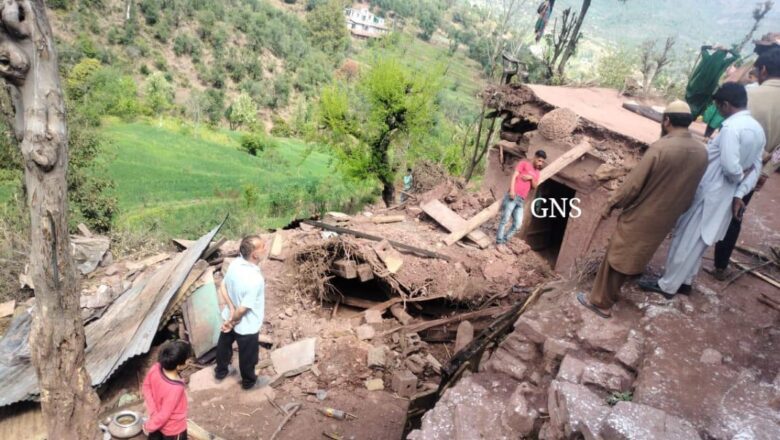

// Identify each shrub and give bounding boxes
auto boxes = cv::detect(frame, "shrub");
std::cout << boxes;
[242,184,259,207]
[240,133,276,156]
[597,49,637,90]
[270,116,293,137]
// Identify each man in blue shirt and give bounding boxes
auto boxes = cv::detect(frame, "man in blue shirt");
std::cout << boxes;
[214,235,266,389]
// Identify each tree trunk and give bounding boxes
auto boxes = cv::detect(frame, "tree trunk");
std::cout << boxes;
[0,2,100,439]
[556,0,591,78]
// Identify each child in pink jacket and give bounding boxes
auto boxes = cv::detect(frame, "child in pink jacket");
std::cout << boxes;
[142,340,191,440]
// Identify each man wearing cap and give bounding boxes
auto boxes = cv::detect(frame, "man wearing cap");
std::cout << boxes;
[713,48,780,280]
[640,83,765,298]
[577,100,707,318]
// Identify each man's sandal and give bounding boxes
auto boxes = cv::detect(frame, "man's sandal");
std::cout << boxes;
[577,292,611,319]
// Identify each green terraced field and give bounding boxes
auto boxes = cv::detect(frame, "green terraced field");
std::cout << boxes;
[103,119,374,238]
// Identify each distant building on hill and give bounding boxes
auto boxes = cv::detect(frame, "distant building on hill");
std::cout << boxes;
[344,4,389,39]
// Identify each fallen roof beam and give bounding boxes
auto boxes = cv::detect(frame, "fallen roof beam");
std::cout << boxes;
[302,220,450,261]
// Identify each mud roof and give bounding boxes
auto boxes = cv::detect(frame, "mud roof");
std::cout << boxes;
[485,84,662,146]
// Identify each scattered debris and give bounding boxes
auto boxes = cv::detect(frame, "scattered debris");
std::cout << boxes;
[0,301,15,319]
[392,370,418,398]
[373,240,404,274]
[269,232,285,261]
[71,235,111,275]
[270,337,316,376]
[356,325,375,341]
[420,200,491,249]
[269,403,301,440]
[453,321,474,353]
[371,215,405,224]
[365,378,384,391]
[367,346,386,369]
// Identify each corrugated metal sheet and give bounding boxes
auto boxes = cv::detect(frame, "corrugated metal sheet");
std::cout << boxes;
[0,222,223,407]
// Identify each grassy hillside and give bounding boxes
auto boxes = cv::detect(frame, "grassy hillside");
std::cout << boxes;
[355,33,484,121]
[103,119,373,237]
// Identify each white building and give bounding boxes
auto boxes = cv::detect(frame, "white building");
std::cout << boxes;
[344,5,389,39]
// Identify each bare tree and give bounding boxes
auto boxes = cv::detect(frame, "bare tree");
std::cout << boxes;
[546,0,629,79]
[0,2,99,438]
[555,0,591,78]
[542,7,580,80]
[639,36,675,96]
[463,0,526,182]
[735,1,774,54]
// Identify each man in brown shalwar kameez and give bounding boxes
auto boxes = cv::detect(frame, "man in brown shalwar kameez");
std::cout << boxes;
[577,100,708,318]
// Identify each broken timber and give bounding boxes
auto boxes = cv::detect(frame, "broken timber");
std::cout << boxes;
[303,220,450,261]
[443,141,593,246]
[730,259,780,289]
[420,200,491,249]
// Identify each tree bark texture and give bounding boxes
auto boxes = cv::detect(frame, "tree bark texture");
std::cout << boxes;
[0,1,100,439]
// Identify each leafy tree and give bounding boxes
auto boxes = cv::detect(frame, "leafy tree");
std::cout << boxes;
[417,3,440,41]
[597,48,636,90]
[307,0,350,56]
[318,58,440,206]
[144,72,174,120]
[226,93,258,129]
[203,89,225,126]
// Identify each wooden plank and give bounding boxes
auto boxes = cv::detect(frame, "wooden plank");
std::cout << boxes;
[374,240,403,274]
[76,223,92,237]
[443,201,501,246]
[202,237,227,260]
[537,140,593,183]
[357,264,374,282]
[420,200,491,249]
[378,306,512,338]
[371,215,405,224]
[444,141,593,246]
[303,220,451,261]
[730,259,780,289]
[332,259,358,279]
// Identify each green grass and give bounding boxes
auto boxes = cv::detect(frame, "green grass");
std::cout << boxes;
[103,118,375,238]
[354,34,485,123]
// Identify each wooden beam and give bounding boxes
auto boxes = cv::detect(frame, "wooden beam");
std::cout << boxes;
[303,220,451,261]
[443,141,592,246]
[730,259,780,289]
[377,306,512,338]
[371,215,405,224]
[420,200,491,249]
[331,259,358,279]
[537,141,593,184]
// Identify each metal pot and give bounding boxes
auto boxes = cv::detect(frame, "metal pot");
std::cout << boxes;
[107,410,143,439]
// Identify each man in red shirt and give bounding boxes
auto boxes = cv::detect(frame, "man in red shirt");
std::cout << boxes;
[496,150,547,245]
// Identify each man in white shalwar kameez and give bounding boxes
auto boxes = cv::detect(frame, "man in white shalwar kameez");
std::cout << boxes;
[639,83,765,298]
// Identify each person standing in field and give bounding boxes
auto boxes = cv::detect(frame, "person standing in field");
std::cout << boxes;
[577,101,708,318]
[496,150,546,246]
[215,235,266,390]
[640,83,765,298]
[142,340,191,440]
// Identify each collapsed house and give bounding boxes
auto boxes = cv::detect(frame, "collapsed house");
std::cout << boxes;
[408,85,780,440]
[480,83,663,275]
